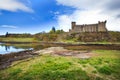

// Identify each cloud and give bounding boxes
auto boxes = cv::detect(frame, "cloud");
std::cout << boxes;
[106,0,120,11]
[104,0,120,18]
[56,0,120,31]
[0,0,33,12]
[0,25,18,29]
[54,11,60,15]
[56,0,105,10]
[57,10,110,31]
[57,15,71,31]
[50,11,60,15]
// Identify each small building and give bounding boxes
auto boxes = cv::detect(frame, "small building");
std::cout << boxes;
[69,21,107,33]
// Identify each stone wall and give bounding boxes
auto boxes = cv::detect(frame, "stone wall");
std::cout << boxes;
[70,21,107,33]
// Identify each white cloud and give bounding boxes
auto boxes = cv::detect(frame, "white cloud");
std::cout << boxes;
[1,25,18,29]
[56,0,120,31]
[54,11,60,15]
[0,0,33,12]
[50,11,60,15]
[56,0,106,10]
[57,10,108,31]
[58,15,71,31]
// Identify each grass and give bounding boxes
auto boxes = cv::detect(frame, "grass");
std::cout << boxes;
[0,50,120,80]
[1,37,120,44]
[97,65,113,75]
[61,39,120,44]
[0,37,36,42]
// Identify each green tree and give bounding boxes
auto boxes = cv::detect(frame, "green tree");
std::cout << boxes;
[5,32,9,37]
[52,27,56,32]
[56,29,64,34]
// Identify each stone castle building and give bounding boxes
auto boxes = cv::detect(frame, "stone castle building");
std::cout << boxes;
[70,21,107,33]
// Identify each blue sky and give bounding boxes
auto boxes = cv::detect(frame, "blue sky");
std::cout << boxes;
[0,0,75,35]
[0,0,120,35]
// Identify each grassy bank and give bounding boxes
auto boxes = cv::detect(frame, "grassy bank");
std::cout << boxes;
[1,37,120,45]
[0,50,120,80]
[0,38,36,42]
[61,40,120,44]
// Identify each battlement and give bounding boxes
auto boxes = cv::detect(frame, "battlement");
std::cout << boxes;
[70,21,107,33]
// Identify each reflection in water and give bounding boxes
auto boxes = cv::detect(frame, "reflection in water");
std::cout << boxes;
[0,44,33,54]
[0,43,51,54]
[5,45,10,51]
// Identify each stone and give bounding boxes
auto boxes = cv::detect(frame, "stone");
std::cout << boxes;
[70,21,107,33]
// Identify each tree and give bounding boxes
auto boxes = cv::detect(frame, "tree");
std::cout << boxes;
[56,29,64,34]
[5,32,9,37]
[52,27,56,32]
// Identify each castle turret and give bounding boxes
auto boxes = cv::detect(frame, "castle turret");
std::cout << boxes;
[98,21,107,32]
[72,22,76,30]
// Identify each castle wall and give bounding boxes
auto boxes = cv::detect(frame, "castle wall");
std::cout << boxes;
[70,21,107,33]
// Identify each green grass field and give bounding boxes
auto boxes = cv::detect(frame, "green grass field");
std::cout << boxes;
[0,37,120,44]
[0,50,120,80]
[62,40,120,44]
[0,38,36,42]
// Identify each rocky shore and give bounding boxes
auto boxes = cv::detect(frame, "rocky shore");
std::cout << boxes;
[0,47,93,70]
[0,50,38,70]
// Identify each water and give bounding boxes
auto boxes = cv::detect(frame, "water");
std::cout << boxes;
[0,43,33,54]
[0,42,119,54]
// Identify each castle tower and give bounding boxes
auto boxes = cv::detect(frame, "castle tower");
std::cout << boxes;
[98,20,107,32]
[72,22,76,30]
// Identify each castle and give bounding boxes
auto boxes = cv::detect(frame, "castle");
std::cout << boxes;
[69,21,107,33]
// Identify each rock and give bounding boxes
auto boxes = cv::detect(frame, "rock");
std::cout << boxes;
[35,47,92,59]
[0,47,93,70]
[35,47,67,54]
[0,50,39,70]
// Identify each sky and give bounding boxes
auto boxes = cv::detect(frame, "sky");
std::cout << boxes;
[0,0,120,35]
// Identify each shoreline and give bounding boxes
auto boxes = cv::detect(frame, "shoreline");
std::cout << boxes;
[0,45,120,70]
[1,41,120,50]
[0,41,120,45]
[0,50,38,70]
[0,41,120,70]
